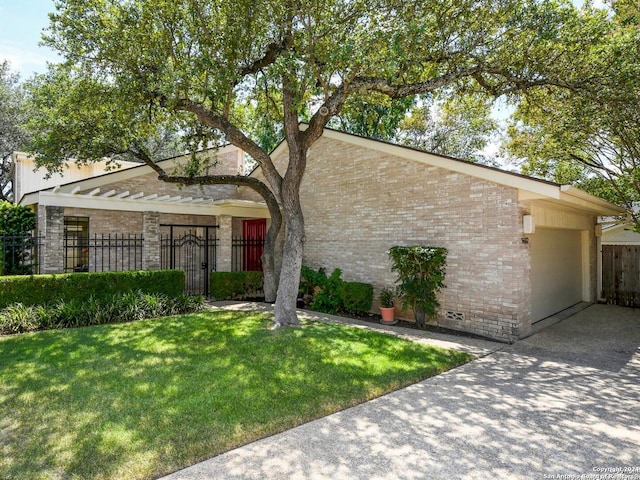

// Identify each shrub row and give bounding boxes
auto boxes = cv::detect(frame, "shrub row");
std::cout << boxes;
[0,270,185,309]
[209,271,264,300]
[0,291,205,335]
[300,266,373,316]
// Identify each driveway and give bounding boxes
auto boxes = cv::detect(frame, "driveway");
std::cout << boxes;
[162,304,640,479]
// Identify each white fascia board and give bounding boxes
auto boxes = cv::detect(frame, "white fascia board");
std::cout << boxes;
[559,185,627,216]
[18,191,38,207]
[31,191,269,218]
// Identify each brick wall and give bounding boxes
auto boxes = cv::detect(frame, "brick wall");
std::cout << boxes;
[248,136,532,341]
[37,205,64,274]
[64,208,143,235]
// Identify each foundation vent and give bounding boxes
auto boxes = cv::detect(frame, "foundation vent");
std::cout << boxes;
[446,311,465,322]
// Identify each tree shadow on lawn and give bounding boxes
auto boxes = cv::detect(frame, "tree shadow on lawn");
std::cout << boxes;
[0,310,470,480]
[164,337,640,480]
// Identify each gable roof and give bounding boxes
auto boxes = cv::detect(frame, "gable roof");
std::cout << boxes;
[266,127,626,216]
[16,145,269,218]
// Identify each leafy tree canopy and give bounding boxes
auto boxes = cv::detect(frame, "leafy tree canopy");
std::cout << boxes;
[0,62,30,201]
[505,1,640,222]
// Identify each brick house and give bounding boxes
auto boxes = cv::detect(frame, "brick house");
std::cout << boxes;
[12,146,269,295]
[13,128,624,341]
[243,128,625,341]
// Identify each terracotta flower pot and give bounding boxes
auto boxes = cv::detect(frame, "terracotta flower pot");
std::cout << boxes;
[380,306,397,325]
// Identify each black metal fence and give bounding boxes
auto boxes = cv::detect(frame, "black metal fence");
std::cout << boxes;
[3,231,259,296]
[0,234,43,275]
[63,233,144,273]
[232,237,265,272]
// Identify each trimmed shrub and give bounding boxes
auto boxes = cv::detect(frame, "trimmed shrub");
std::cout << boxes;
[388,246,448,329]
[339,281,374,316]
[0,270,185,309]
[310,268,343,314]
[301,265,373,316]
[210,271,263,300]
[0,291,205,334]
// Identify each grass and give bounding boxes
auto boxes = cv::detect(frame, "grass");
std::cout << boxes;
[0,310,472,480]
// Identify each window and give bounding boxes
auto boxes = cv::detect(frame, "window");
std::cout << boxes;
[64,217,89,273]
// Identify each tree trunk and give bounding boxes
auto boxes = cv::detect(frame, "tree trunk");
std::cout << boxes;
[272,79,309,327]
[261,217,281,303]
[273,201,304,327]
[414,308,426,329]
[272,145,306,326]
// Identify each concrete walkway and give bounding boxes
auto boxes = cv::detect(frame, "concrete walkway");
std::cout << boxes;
[162,304,640,480]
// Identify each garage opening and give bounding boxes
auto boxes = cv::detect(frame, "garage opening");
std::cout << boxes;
[530,228,584,322]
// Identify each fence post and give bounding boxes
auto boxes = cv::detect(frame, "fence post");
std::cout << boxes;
[37,205,64,274]
[217,215,232,272]
[142,211,160,271]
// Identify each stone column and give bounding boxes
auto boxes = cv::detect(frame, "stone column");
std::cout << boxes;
[142,211,160,271]
[217,215,232,272]
[38,205,65,274]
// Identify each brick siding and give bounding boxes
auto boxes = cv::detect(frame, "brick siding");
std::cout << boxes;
[248,136,532,341]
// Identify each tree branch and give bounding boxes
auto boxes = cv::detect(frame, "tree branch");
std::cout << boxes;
[238,40,288,78]
[170,98,283,199]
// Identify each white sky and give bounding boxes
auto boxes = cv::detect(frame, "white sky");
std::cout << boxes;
[0,0,59,78]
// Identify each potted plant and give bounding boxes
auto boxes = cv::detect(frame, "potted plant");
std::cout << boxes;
[379,287,396,325]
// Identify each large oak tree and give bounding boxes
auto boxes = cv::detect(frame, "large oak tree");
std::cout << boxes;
[506,0,640,224]
[28,0,611,327]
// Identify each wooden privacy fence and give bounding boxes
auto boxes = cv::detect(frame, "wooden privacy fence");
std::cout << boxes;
[602,245,640,307]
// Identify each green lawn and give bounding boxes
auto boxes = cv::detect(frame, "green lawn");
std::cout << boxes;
[0,310,472,480]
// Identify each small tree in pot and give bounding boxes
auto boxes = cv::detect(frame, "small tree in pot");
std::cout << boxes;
[388,246,447,329]
[378,287,396,324]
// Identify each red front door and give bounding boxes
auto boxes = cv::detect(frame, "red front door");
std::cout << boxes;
[242,219,266,271]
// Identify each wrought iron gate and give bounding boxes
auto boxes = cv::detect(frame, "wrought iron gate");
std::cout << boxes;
[160,225,218,295]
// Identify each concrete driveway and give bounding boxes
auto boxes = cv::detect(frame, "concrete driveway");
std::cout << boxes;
[162,304,640,479]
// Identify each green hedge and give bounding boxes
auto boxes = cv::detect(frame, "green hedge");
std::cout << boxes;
[339,281,374,316]
[301,266,373,316]
[210,271,263,300]
[0,270,185,309]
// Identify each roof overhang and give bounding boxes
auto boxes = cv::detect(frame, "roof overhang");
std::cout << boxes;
[13,144,243,203]
[20,189,269,218]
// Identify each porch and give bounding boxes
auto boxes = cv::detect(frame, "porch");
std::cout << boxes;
[12,188,270,294]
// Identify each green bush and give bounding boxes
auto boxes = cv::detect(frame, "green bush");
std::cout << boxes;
[209,271,263,300]
[0,201,37,276]
[0,270,185,309]
[0,291,205,334]
[388,246,448,329]
[310,268,343,314]
[300,266,327,296]
[301,266,373,316]
[339,281,374,316]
